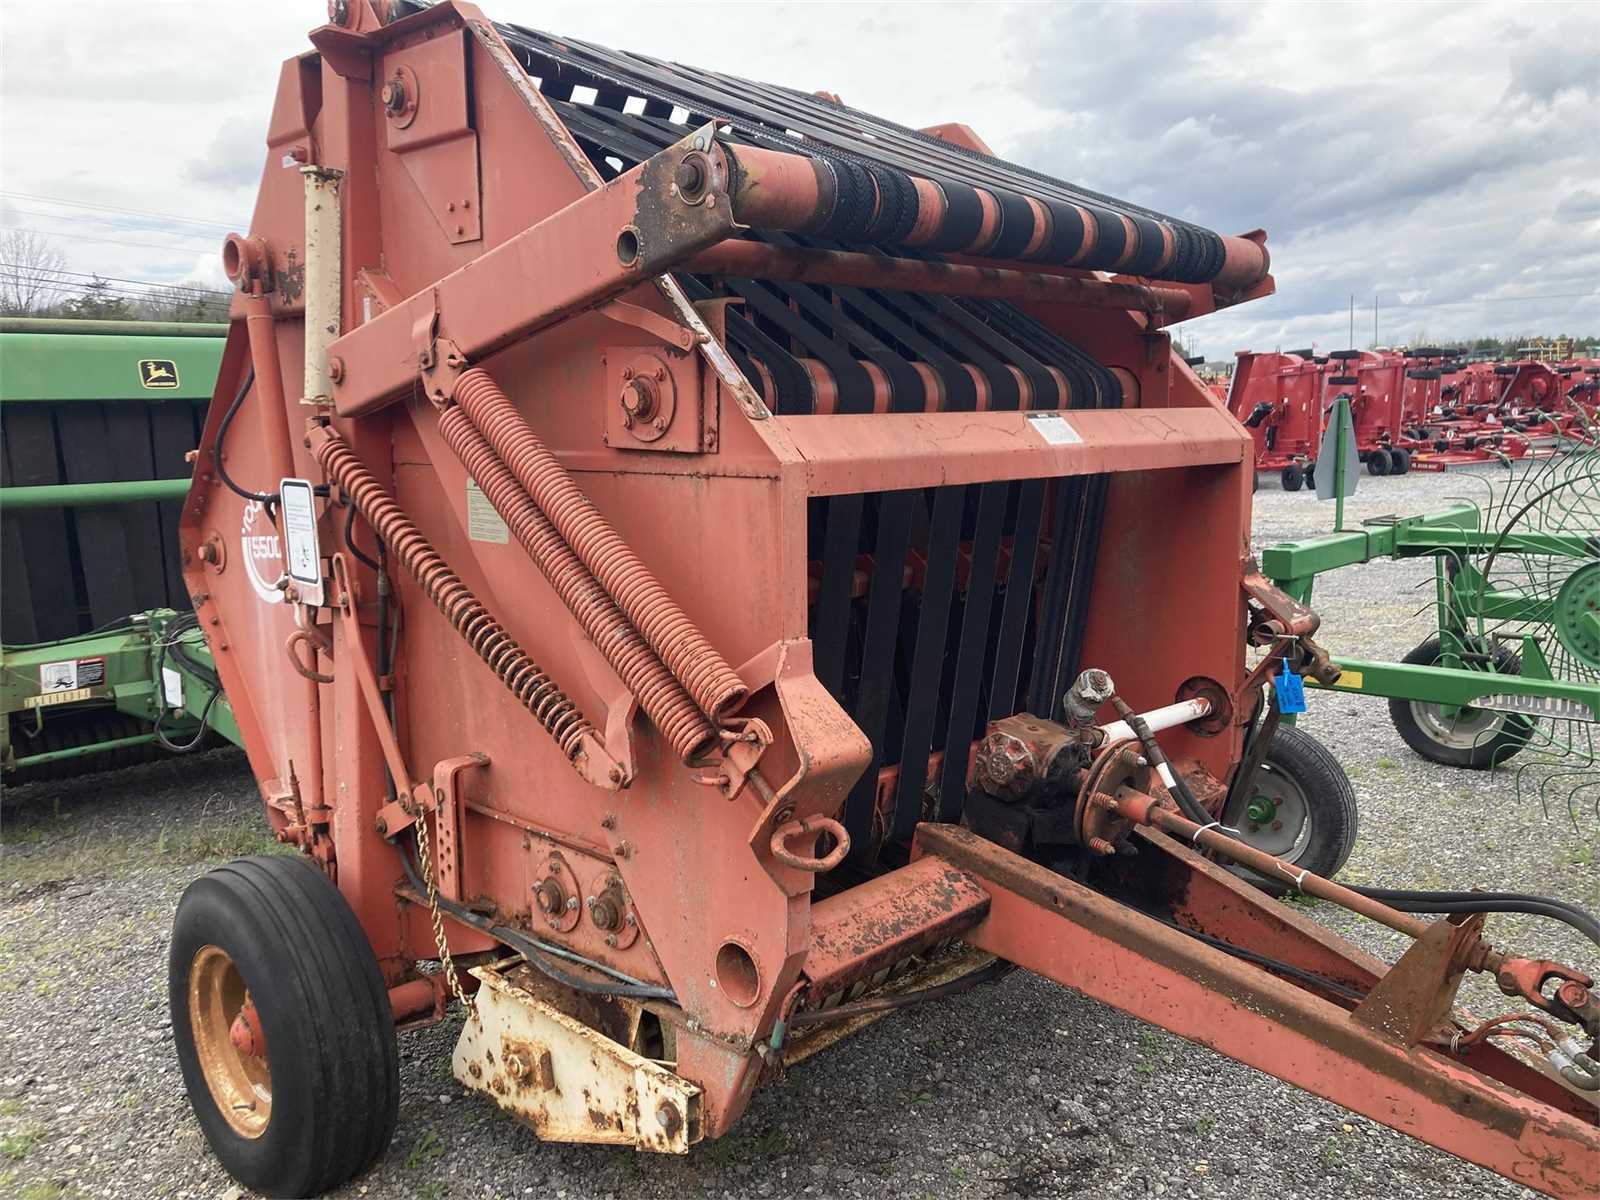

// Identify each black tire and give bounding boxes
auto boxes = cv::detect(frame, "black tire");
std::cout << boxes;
[1387,636,1536,769]
[1389,447,1410,474]
[1280,463,1304,492]
[1493,365,1518,376]
[1366,449,1390,476]
[1406,368,1441,381]
[1304,463,1316,489]
[1252,470,1260,493]
[1223,725,1359,896]
[1328,349,1362,360]
[170,856,399,1198]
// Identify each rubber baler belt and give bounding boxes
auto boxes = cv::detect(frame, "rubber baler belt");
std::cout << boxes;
[495,25,1229,284]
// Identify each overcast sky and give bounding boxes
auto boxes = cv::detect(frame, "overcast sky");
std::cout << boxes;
[2,1,1595,359]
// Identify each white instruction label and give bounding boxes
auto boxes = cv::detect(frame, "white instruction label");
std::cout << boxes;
[162,666,185,709]
[1026,412,1083,446]
[466,481,508,544]
[278,478,324,606]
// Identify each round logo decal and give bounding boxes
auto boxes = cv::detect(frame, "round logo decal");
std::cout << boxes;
[240,499,287,603]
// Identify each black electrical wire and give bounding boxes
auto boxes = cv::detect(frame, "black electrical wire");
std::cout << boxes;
[3,615,137,651]
[394,836,677,1002]
[153,686,221,753]
[151,612,222,754]
[1348,886,1600,951]
[214,367,276,507]
[341,496,383,572]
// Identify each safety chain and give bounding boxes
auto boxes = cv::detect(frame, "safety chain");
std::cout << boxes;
[414,800,473,1012]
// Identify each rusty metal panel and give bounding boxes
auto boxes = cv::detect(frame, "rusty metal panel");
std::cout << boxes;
[454,962,701,1152]
[802,855,990,999]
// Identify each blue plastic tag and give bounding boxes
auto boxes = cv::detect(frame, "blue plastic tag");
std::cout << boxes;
[1276,657,1307,714]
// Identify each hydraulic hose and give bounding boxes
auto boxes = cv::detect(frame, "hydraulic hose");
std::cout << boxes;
[452,368,747,723]
[1109,693,1217,827]
[1348,887,1600,952]
[214,367,275,506]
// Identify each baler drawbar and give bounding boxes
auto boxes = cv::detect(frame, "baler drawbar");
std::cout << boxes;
[167,3,1598,1196]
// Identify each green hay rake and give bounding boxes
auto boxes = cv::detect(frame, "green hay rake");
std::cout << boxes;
[1263,412,1600,818]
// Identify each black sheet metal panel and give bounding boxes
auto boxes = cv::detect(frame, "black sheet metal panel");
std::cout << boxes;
[150,401,202,608]
[1,406,78,642]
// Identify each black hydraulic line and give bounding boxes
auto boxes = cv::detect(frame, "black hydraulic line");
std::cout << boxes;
[1348,887,1600,951]
[395,838,677,1002]
[1151,916,1366,1004]
[214,367,275,508]
[341,496,383,572]
[1109,694,1218,828]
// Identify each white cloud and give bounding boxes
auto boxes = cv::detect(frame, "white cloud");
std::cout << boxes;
[2,0,1592,353]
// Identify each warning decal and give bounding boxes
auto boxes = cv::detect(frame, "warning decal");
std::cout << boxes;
[38,656,106,693]
[467,481,509,543]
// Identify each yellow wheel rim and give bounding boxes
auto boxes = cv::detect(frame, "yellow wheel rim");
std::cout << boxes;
[188,944,271,1138]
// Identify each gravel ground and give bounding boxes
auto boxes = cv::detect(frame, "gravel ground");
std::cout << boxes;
[2,461,1595,1200]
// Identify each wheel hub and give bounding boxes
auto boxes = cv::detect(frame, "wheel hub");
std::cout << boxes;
[1554,562,1600,670]
[1223,765,1311,860]
[189,945,272,1139]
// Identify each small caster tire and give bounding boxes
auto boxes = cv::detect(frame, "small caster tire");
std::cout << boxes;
[1222,726,1359,896]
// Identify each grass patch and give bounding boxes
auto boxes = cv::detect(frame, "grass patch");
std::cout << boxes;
[405,1128,444,1170]
[1320,1135,1343,1170]
[1,811,287,892]
[1,1125,42,1161]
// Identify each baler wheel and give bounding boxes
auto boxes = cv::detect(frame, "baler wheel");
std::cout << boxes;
[1389,447,1411,474]
[1280,463,1305,492]
[1387,636,1535,769]
[1366,450,1390,476]
[170,856,398,1198]
[1219,725,1358,896]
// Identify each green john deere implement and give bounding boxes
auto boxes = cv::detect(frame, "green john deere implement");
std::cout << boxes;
[1262,400,1599,814]
[1,318,238,782]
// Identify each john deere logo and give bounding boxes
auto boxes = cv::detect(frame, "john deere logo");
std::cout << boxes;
[139,359,179,389]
